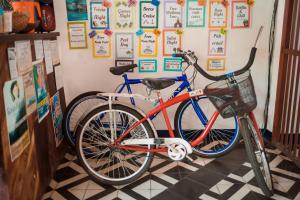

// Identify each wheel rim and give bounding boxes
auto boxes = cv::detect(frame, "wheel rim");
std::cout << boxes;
[177,97,239,156]
[78,109,151,182]
[66,96,106,145]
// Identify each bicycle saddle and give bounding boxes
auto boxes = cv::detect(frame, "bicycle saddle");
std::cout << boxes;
[110,64,138,76]
[142,78,176,90]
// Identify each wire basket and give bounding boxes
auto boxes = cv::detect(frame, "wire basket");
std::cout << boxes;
[204,71,257,118]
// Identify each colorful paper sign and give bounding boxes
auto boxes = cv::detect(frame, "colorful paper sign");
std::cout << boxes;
[207,58,226,71]
[67,22,88,49]
[33,60,49,122]
[139,1,159,28]
[115,33,134,59]
[114,0,135,29]
[139,30,158,57]
[50,92,64,147]
[209,0,228,28]
[66,0,88,21]
[208,29,227,56]
[3,77,30,162]
[138,59,157,73]
[90,2,110,29]
[92,31,112,58]
[232,1,251,28]
[186,0,206,27]
[115,60,134,72]
[23,71,36,115]
[163,29,182,56]
[164,0,183,28]
[164,58,182,71]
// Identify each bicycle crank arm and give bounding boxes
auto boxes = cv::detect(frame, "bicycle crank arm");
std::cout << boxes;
[121,138,193,155]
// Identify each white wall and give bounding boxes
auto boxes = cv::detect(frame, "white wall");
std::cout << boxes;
[53,0,284,130]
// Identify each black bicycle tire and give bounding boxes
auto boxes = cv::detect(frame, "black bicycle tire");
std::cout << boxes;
[174,98,240,158]
[62,91,107,148]
[75,104,155,185]
[240,118,273,197]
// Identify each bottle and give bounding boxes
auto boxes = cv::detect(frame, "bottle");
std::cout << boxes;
[0,8,4,33]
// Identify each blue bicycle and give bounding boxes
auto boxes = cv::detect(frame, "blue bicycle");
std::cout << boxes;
[62,63,239,158]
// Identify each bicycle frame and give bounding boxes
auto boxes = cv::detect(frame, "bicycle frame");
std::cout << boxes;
[109,89,220,153]
[116,73,209,124]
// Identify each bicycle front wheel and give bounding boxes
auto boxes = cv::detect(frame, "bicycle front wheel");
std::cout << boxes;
[75,104,154,185]
[240,116,273,197]
[175,97,240,158]
[62,91,107,148]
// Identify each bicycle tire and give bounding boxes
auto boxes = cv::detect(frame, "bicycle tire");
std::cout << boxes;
[240,117,273,197]
[174,97,240,158]
[75,104,154,185]
[62,91,107,148]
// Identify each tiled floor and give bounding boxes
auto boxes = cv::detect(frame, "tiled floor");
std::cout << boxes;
[42,143,300,200]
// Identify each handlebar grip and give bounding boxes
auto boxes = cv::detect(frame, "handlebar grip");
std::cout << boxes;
[172,53,185,58]
[233,47,257,77]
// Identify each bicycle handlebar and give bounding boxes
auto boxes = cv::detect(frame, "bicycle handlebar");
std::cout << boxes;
[173,26,263,81]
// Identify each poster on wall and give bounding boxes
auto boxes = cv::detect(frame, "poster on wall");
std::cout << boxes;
[163,30,182,56]
[164,58,182,71]
[209,0,228,28]
[54,65,64,90]
[90,2,110,29]
[139,59,157,73]
[33,60,49,123]
[232,1,251,28]
[7,47,18,79]
[92,32,111,58]
[23,71,37,115]
[50,92,64,147]
[43,40,53,74]
[115,60,134,72]
[114,0,135,29]
[67,22,88,49]
[15,40,32,75]
[207,58,226,71]
[186,0,206,27]
[3,78,30,162]
[139,1,159,28]
[208,30,227,56]
[139,30,158,57]
[164,0,183,28]
[50,40,60,65]
[66,0,88,21]
[115,33,134,59]
[34,40,44,60]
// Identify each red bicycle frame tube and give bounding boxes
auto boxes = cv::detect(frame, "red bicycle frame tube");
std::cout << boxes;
[114,90,218,151]
[249,112,265,147]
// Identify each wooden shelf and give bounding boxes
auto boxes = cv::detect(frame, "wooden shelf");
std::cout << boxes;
[0,32,60,43]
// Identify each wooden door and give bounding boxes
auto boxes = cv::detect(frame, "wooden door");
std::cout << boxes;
[273,0,300,166]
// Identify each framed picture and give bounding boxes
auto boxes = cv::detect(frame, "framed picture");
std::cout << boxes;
[208,29,227,56]
[164,0,183,28]
[139,1,159,29]
[231,1,251,28]
[92,31,112,58]
[66,0,88,21]
[163,29,182,56]
[67,22,88,49]
[208,0,228,28]
[115,33,134,59]
[207,58,226,71]
[186,0,206,27]
[138,59,157,73]
[164,58,182,72]
[138,30,158,57]
[114,0,135,29]
[115,60,134,72]
[90,2,110,29]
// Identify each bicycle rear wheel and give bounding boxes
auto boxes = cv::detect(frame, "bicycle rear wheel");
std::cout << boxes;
[75,104,154,185]
[240,116,273,197]
[62,91,107,148]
